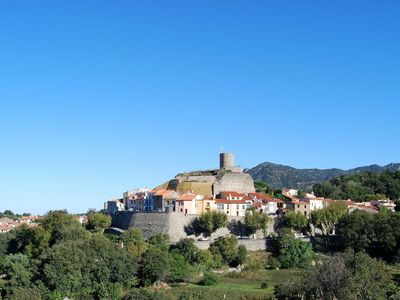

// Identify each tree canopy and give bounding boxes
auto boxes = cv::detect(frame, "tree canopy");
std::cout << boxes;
[313,170,400,202]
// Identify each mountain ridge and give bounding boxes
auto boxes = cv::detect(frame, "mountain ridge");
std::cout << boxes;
[246,162,400,189]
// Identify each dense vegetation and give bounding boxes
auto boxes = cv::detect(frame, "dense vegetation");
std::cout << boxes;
[337,210,400,262]
[248,161,400,189]
[313,170,400,202]
[275,250,398,299]
[2,205,400,299]
[0,210,250,299]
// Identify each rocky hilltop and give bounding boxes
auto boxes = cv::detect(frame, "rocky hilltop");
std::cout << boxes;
[246,162,400,189]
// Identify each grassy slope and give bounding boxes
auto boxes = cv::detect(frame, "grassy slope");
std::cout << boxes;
[167,269,303,300]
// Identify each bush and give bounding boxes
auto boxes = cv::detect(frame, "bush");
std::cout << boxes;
[199,272,219,286]
[260,281,268,289]
[266,256,281,269]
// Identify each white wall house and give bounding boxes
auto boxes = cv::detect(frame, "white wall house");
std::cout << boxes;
[105,199,124,214]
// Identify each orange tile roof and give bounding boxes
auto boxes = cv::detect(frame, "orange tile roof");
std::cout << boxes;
[294,201,309,205]
[220,191,246,198]
[177,194,197,201]
[249,192,274,201]
[216,199,247,205]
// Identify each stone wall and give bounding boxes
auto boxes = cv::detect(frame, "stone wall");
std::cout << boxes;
[194,239,267,251]
[111,211,276,244]
[214,173,255,195]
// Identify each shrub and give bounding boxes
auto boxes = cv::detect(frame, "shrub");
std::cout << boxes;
[260,281,268,289]
[266,256,281,269]
[199,272,219,286]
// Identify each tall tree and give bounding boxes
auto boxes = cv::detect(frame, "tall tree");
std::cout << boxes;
[85,210,111,233]
[243,211,270,237]
[310,202,347,235]
[198,211,227,237]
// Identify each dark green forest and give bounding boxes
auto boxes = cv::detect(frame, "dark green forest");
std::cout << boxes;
[313,171,400,202]
[2,207,400,299]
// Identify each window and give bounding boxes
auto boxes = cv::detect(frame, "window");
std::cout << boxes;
[304,205,306,208]
[226,211,229,214]
[236,205,239,209]
[297,205,300,208]
[242,205,245,209]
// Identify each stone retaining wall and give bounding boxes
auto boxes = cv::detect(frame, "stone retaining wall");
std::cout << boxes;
[111,211,276,244]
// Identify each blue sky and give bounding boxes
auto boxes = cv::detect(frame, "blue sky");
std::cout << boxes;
[1,1,399,214]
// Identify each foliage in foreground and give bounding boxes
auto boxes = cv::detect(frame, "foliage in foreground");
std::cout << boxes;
[0,210,248,299]
[275,249,399,300]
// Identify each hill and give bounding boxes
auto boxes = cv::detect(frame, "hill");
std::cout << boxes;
[246,162,400,189]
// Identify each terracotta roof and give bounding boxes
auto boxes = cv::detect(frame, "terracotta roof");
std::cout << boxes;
[177,194,197,201]
[249,192,274,201]
[294,201,309,205]
[154,189,176,198]
[220,191,246,198]
[216,199,247,205]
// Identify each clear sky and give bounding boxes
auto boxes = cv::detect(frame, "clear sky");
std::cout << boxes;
[1,1,399,214]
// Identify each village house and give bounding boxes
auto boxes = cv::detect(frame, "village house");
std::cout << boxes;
[195,196,216,214]
[249,192,285,215]
[123,188,152,211]
[371,199,396,212]
[289,200,311,217]
[215,199,247,217]
[152,189,178,212]
[218,191,247,201]
[176,193,203,215]
[104,198,124,214]
[301,196,329,211]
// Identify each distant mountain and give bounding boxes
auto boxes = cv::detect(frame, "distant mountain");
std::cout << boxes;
[246,162,400,190]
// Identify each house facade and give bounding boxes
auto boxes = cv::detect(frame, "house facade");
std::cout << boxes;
[176,193,203,214]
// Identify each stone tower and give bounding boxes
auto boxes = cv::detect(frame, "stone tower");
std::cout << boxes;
[219,152,235,169]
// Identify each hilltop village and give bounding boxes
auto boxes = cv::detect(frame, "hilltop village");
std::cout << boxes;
[105,153,395,220]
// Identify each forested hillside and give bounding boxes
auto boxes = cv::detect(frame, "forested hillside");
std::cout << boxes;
[246,162,400,189]
[313,170,400,202]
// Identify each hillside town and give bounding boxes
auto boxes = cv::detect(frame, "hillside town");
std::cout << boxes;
[104,153,396,220]
[0,215,41,233]
[0,214,88,234]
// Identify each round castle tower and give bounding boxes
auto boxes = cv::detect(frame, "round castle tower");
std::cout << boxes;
[220,152,235,169]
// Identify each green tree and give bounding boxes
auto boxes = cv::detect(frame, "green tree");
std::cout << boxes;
[276,228,314,268]
[170,238,199,264]
[295,250,397,300]
[1,253,33,296]
[168,252,192,283]
[236,245,247,267]
[336,210,400,261]
[39,210,86,245]
[209,236,245,267]
[254,180,270,193]
[122,228,149,258]
[141,247,170,285]
[199,272,219,286]
[85,210,111,233]
[243,211,269,237]
[198,211,227,237]
[310,202,347,235]
[42,234,137,298]
[196,249,215,270]
[148,233,170,252]
[284,211,308,233]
